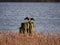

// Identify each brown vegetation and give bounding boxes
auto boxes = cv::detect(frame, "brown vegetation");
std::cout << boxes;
[0,32,60,45]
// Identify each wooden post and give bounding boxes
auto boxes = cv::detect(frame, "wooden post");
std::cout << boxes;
[19,21,35,35]
[19,23,26,34]
[28,21,35,35]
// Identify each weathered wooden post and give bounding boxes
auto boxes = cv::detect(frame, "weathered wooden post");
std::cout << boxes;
[19,17,35,35]
[28,21,35,35]
[19,23,26,34]
[25,22,29,34]
[19,22,29,34]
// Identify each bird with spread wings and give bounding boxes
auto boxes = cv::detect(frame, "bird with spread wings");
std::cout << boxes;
[24,17,35,21]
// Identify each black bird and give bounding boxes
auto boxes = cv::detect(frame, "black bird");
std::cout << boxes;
[24,17,35,21]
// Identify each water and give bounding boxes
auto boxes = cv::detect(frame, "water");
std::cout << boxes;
[0,3,60,34]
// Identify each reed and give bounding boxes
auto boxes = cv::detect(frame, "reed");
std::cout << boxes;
[0,32,60,45]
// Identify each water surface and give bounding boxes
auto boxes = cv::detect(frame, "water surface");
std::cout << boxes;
[0,3,60,34]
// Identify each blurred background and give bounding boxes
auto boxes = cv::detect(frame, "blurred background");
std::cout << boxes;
[0,3,60,34]
[0,0,60,2]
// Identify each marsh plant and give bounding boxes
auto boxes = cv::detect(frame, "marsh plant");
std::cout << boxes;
[0,31,60,45]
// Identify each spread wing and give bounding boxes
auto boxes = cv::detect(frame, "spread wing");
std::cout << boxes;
[24,17,29,20]
[31,18,35,21]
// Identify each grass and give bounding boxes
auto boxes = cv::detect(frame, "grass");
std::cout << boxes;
[0,31,60,45]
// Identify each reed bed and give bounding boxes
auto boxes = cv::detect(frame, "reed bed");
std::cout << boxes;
[0,32,60,45]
